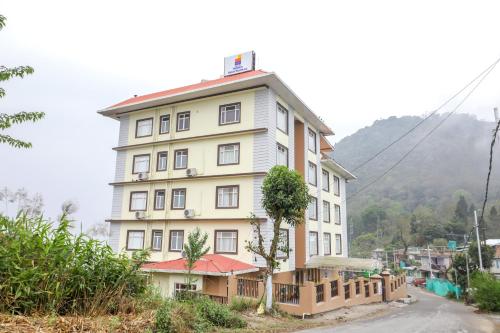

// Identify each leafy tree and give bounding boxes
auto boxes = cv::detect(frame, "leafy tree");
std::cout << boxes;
[451,253,472,290]
[245,165,311,312]
[360,205,387,235]
[468,242,494,271]
[470,272,500,312]
[0,14,45,148]
[184,227,210,291]
[350,233,377,258]
[490,206,498,219]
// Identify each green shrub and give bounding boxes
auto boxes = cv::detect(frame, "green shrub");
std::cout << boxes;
[0,214,150,315]
[229,297,256,312]
[470,272,500,312]
[196,297,246,328]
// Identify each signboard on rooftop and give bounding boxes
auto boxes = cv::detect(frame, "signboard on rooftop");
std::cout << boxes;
[224,51,255,76]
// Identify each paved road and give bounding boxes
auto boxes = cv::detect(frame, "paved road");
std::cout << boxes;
[298,286,498,333]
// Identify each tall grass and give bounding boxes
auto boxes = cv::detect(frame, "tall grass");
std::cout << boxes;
[0,214,150,315]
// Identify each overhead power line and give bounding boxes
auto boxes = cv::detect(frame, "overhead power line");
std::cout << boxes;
[347,61,499,200]
[351,55,500,173]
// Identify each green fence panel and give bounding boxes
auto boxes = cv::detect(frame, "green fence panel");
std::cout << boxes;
[426,278,461,298]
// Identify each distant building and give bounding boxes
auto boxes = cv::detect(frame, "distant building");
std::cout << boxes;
[486,239,500,279]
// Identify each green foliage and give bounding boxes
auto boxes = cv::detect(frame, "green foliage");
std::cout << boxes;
[229,297,256,312]
[155,297,246,333]
[183,227,210,288]
[0,14,45,148]
[451,254,472,290]
[0,214,149,315]
[470,272,500,312]
[468,242,495,270]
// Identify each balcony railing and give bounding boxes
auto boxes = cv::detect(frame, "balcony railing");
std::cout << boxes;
[274,283,300,304]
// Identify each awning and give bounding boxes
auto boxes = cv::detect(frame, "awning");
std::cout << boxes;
[306,256,383,272]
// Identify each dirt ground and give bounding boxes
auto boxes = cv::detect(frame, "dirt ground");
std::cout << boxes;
[0,302,406,333]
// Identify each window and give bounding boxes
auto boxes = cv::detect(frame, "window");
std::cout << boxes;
[331,280,338,297]
[130,191,147,211]
[219,103,241,125]
[174,283,196,296]
[136,118,153,138]
[171,189,186,209]
[334,176,340,196]
[308,128,317,153]
[355,281,360,295]
[335,234,342,255]
[157,152,168,171]
[154,190,166,210]
[322,169,330,192]
[126,230,144,250]
[276,229,289,259]
[216,185,239,208]
[308,197,318,220]
[308,162,317,186]
[309,231,318,256]
[215,230,238,254]
[276,144,288,166]
[344,283,350,299]
[132,154,150,174]
[159,115,170,134]
[276,103,288,133]
[334,204,341,225]
[151,230,163,251]
[323,201,331,223]
[176,111,190,131]
[169,230,184,251]
[218,143,240,165]
[174,149,188,169]
[373,282,378,294]
[323,233,331,255]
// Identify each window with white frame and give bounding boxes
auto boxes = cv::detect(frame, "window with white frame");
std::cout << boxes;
[174,283,196,296]
[136,118,153,137]
[159,115,170,134]
[171,189,186,209]
[176,111,190,131]
[308,128,317,153]
[323,233,331,255]
[219,103,241,125]
[276,229,289,258]
[154,190,166,210]
[309,231,318,256]
[308,197,318,220]
[169,230,184,251]
[151,230,163,251]
[215,230,237,253]
[334,204,341,224]
[308,162,317,186]
[133,154,150,174]
[130,192,147,211]
[335,234,342,255]
[127,230,144,250]
[334,176,340,196]
[218,143,240,165]
[323,201,331,223]
[216,186,239,208]
[174,149,188,169]
[276,144,288,166]
[276,103,288,133]
[322,169,330,192]
[157,152,168,171]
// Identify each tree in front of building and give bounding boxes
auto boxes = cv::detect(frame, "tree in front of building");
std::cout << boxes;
[0,14,44,149]
[184,227,210,292]
[245,165,311,312]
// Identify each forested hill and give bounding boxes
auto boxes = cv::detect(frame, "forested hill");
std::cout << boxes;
[332,113,500,255]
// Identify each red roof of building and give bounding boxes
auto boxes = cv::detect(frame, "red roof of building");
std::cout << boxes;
[141,254,258,276]
[111,70,268,108]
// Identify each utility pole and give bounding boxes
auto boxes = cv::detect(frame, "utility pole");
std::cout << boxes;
[474,210,484,271]
[494,107,499,122]
[393,248,397,269]
[427,244,433,279]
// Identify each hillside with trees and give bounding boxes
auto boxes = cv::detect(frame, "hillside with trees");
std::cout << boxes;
[333,113,500,257]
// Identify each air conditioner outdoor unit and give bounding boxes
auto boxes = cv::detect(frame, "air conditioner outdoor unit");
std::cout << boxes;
[184,209,195,218]
[135,211,146,219]
[137,172,149,181]
[186,168,197,177]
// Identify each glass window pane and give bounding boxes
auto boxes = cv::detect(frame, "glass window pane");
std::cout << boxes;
[134,155,150,173]
[308,129,316,152]
[137,119,153,137]
[131,192,147,210]
[160,115,170,134]
[128,231,144,250]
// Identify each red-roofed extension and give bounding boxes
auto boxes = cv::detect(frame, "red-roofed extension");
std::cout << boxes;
[111,70,268,108]
[141,254,259,276]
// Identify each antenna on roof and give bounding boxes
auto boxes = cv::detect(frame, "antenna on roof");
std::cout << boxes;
[133,94,138,98]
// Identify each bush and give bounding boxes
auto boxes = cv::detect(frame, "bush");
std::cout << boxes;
[229,297,256,312]
[470,272,500,312]
[155,297,246,332]
[0,214,150,315]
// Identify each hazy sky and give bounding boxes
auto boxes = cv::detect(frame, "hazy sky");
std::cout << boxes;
[1,0,500,229]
